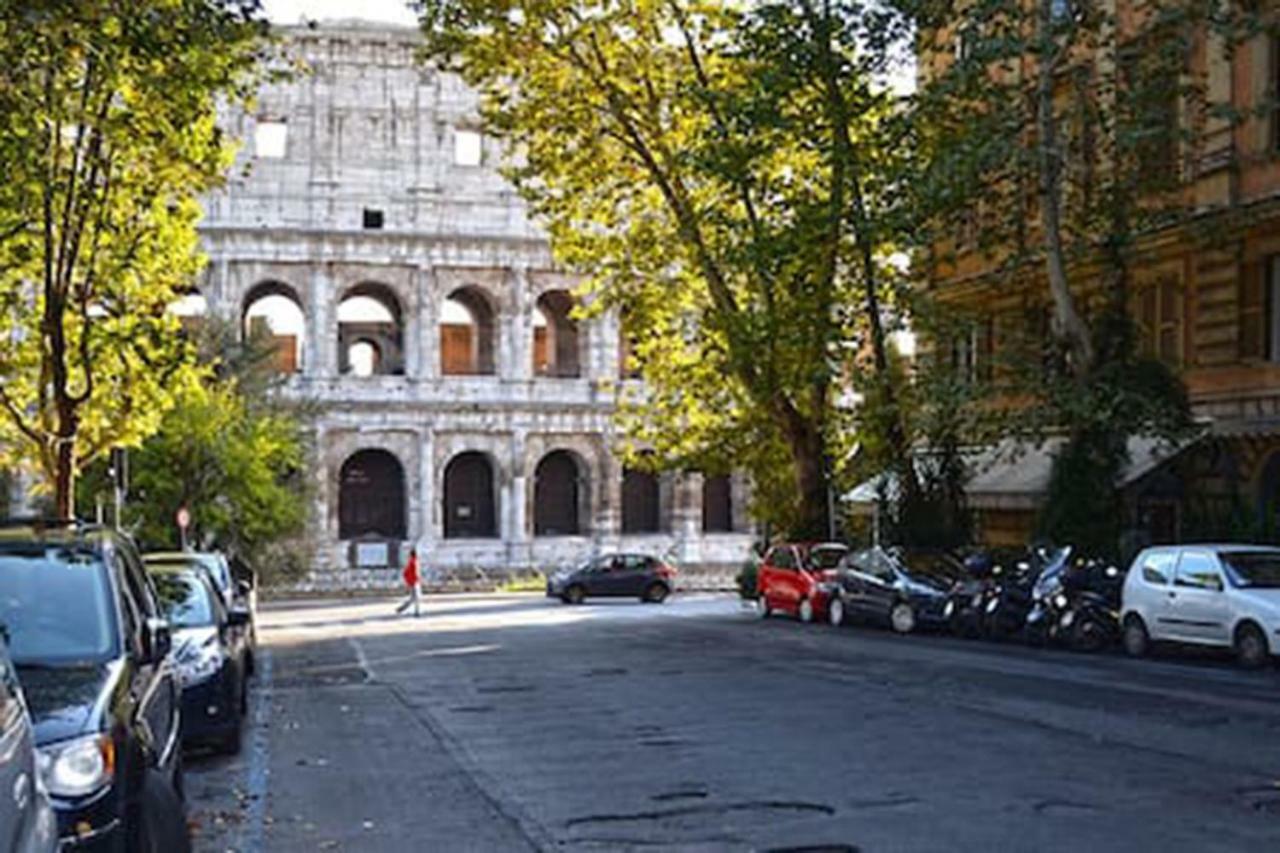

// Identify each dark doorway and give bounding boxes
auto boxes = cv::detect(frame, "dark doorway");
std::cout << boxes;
[338,450,406,540]
[702,474,733,533]
[445,452,498,538]
[535,451,584,535]
[622,468,660,534]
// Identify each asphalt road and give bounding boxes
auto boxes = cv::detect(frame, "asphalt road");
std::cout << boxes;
[187,593,1280,852]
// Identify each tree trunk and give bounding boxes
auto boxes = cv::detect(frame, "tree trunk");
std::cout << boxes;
[1036,0,1093,375]
[53,434,75,520]
[778,402,830,540]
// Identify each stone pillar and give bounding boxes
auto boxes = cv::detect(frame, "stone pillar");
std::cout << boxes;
[312,264,338,378]
[599,452,622,538]
[418,428,435,546]
[507,430,529,542]
[312,425,332,570]
[502,268,533,382]
[403,280,421,381]
[418,266,439,381]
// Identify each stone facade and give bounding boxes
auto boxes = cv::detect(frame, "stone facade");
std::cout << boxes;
[196,21,754,586]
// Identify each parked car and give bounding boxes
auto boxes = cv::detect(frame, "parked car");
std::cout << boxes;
[1121,544,1280,668]
[757,542,848,623]
[547,554,677,604]
[0,521,189,852]
[827,546,966,633]
[146,563,251,754]
[0,634,57,853]
[145,552,256,675]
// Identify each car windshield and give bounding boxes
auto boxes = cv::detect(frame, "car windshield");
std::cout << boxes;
[195,554,232,594]
[1220,551,1280,589]
[0,546,118,665]
[807,546,847,570]
[895,550,967,583]
[152,571,215,628]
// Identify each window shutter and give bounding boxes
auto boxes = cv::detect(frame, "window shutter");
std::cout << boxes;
[1240,261,1265,361]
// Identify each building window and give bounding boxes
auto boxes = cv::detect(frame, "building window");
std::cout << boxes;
[362,208,384,230]
[454,129,482,167]
[1135,276,1183,365]
[1242,257,1280,363]
[254,120,287,159]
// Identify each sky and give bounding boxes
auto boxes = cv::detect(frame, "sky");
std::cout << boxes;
[263,0,418,26]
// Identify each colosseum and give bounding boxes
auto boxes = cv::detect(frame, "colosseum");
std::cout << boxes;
[195,20,755,588]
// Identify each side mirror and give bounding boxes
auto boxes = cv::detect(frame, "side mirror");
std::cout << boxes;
[142,617,172,664]
[227,607,251,627]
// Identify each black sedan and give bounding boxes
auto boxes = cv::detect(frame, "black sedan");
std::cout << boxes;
[147,564,250,755]
[547,554,677,604]
[826,546,968,633]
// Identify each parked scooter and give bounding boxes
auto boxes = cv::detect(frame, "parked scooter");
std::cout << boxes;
[982,546,1066,641]
[1026,551,1122,652]
[943,552,996,638]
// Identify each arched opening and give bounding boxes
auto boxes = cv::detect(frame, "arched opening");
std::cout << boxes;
[702,474,733,533]
[339,283,403,376]
[338,449,407,540]
[243,282,306,374]
[622,468,661,534]
[347,340,381,377]
[444,452,498,538]
[534,290,580,378]
[441,286,497,376]
[534,450,588,536]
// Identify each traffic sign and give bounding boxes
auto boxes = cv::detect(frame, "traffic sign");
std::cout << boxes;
[176,506,191,529]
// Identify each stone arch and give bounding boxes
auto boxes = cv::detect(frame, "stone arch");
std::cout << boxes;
[338,449,407,540]
[338,282,404,376]
[533,290,581,378]
[441,285,498,376]
[702,474,734,533]
[622,468,661,534]
[534,450,590,536]
[444,451,499,538]
[243,280,306,373]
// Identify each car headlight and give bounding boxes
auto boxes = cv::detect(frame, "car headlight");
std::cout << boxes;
[943,600,954,618]
[37,734,114,798]
[1053,594,1068,609]
[176,638,228,685]
[985,597,1000,614]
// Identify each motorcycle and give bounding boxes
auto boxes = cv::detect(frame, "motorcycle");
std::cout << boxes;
[1026,551,1122,652]
[981,547,1063,641]
[943,552,997,639]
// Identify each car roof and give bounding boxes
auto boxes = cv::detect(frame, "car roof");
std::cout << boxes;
[1140,544,1280,554]
[0,519,116,550]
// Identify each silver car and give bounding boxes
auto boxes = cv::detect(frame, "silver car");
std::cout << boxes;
[0,635,56,853]
[1121,544,1280,668]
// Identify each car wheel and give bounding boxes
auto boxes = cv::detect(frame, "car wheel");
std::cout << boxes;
[643,582,669,604]
[798,598,815,624]
[1235,622,1270,669]
[565,584,586,605]
[1122,615,1149,658]
[889,601,916,634]
[828,597,845,627]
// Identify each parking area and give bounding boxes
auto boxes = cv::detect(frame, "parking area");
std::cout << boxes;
[186,592,1280,852]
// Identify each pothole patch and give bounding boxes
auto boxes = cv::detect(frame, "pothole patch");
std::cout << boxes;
[1032,799,1100,817]
[448,705,494,714]
[766,846,859,853]
[651,786,709,803]
[476,684,536,694]
[566,800,834,829]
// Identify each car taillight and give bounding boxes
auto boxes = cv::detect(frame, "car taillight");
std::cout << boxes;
[657,564,676,578]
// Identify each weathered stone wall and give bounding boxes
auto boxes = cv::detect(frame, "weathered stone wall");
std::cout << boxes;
[198,21,756,588]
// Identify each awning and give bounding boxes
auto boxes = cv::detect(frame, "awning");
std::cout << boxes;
[845,433,1203,514]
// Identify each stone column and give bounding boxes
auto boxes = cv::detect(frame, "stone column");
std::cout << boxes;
[506,268,534,382]
[507,430,529,542]
[418,428,435,546]
[312,425,332,570]
[418,266,440,381]
[403,278,421,381]
[312,264,338,378]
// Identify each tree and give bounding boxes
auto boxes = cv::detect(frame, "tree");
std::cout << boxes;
[0,0,271,517]
[908,0,1263,553]
[79,319,311,574]
[417,0,919,537]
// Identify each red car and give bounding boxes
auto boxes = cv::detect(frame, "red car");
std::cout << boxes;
[758,542,849,623]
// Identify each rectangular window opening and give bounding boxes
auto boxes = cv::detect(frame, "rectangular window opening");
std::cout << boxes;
[454,129,483,167]
[362,208,385,230]
[254,120,287,159]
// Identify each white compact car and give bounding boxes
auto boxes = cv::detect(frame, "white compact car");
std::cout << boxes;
[1121,545,1280,668]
